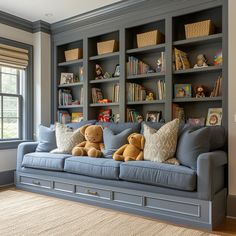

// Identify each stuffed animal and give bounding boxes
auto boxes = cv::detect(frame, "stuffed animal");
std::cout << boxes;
[113,133,145,161]
[72,124,104,158]
[195,85,206,98]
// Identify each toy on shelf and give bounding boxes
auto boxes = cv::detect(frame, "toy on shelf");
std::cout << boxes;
[194,85,206,98]
[214,50,223,66]
[95,64,104,80]
[98,99,112,103]
[193,54,208,68]
[146,92,154,101]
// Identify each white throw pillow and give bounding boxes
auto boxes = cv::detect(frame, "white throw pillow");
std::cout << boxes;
[143,119,179,162]
[51,123,84,154]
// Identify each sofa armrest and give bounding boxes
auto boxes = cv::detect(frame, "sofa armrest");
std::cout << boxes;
[17,142,39,171]
[197,150,227,200]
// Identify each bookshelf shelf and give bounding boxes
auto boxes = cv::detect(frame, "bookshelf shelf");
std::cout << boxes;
[58,82,84,88]
[173,66,222,75]
[89,102,119,107]
[89,52,119,61]
[127,72,165,80]
[58,105,83,109]
[126,44,165,54]
[127,100,165,105]
[172,97,222,103]
[173,33,222,46]
[58,59,83,67]
[89,77,120,84]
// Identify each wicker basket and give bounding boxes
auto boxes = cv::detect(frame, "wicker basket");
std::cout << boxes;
[64,48,83,61]
[137,30,164,48]
[97,40,118,55]
[185,20,215,39]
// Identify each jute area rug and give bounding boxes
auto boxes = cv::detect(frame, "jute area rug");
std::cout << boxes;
[0,189,219,236]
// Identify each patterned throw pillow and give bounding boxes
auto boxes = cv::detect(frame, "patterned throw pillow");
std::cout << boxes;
[143,119,180,162]
[51,123,84,154]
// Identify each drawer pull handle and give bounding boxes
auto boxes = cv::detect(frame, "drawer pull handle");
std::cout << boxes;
[32,181,41,185]
[87,190,98,196]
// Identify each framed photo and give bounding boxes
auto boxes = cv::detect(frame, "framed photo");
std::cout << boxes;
[174,84,191,98]
[206,108,222,126]
[146,111,161,122]
[113,64,120,77]
[187,117,205,126]
[60,73,74,85]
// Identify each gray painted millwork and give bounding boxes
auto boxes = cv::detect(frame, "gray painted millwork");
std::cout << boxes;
[15,171,227,229]
[0,170,14,186]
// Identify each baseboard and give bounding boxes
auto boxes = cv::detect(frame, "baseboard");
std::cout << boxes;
[227,195,236,217]
[0,170,15,186]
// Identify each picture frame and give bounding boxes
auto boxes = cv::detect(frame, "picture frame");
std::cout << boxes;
[187,117,205,126]
[113,64,120,77]
[174,84,192,98]
[206,108,222,126]
[60,73,74,85]
[146,111,161,122]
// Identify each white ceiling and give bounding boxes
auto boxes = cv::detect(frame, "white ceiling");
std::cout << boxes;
[0,0,122,23]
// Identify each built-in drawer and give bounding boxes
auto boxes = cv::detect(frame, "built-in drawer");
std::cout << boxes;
[53,181,75,193]
[76,185,111,200]
[113,192,143,206]
[20,176,51,189]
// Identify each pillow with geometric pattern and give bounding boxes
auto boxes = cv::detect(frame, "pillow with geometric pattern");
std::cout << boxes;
[143,119,180,163]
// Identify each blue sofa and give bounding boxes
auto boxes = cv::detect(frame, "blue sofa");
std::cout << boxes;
[15,121,227,229]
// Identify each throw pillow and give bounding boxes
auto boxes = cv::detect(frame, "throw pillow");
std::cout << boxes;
[36,125,57,152]
[176,127,210,170]
[143,119,180,162]
[102,127,132,158]
[51,123,85,154]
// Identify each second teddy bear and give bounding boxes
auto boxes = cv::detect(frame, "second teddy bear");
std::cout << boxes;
[113,133,145,161]
[72,124,104,158]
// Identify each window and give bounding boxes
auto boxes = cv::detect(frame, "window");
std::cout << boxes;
[0,37,33,149]
[0,66,23,140]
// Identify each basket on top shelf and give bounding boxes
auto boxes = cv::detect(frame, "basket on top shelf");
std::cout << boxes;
[64,48,83,61]
[97,40,118,55]
[185,20,215,39]
[136,30,164,48]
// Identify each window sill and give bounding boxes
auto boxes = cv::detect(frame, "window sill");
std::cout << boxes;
[0,140,33,150]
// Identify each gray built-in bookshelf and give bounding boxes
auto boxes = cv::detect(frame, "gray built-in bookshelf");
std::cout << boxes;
[53,0,227,128]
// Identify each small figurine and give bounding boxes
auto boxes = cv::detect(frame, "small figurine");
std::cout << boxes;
[95,64,103,80]
[214,50,223,66]
[193,54,208,68]
[103,72,112,79]
[146,92,154,101]
[195,85,206,98]
[137,115,144,123]
[156,58,162,72]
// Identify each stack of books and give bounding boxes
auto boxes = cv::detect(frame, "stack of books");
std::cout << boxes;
[172,104,185,122]
[126,56,150,76]
[91,88,103,103]
[58,89,72,106]
[174,48,190,71]
[112,84,119,103]
[210,76,222,97]
[126,83,146,102]
[156,80,166,100]
[127,108,142,122]
[57,110,71,124]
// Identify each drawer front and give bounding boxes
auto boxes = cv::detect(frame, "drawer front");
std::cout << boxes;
[20,176,51,189]
[54,182,74,193]
[113,192,143,206]
[76,185,111,200]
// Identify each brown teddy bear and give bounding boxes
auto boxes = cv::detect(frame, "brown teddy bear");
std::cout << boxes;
[195,85,206,98]
[72,124,104,158]
[113,133,145,161]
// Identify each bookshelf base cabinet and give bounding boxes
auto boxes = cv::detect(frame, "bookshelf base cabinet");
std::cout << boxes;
[53,0,227,128]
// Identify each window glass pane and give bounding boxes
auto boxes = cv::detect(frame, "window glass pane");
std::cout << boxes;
[1,67,17,75]
[0,96,1,118]
[1,74,17,94]
[3,118,19,139]
[3,96,19,117]
[0,118,2,139]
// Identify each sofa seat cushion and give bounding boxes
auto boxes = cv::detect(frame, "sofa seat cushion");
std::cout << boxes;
[22,152,71,171]
[64,157,121,180]
[120,161,196,191]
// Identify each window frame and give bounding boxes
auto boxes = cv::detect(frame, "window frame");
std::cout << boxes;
[0,37,33,150]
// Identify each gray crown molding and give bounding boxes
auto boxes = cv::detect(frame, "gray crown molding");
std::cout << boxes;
[0,10,50,34]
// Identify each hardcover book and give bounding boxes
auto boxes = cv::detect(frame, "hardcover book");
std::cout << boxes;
[174,84,192,98]
[206,108,222,126]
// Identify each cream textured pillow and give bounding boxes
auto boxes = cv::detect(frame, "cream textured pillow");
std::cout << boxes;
[51,123,84,154]
[143,119,179,162]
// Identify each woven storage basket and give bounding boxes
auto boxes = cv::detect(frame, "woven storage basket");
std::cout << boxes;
[64,48,83,61]
[137,30,164,48]
[97,40,118,55]
[185,20,215,39]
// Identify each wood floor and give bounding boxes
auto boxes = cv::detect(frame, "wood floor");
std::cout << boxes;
[0,188,235,236]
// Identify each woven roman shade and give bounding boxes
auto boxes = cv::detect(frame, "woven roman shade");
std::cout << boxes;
[0,43,29,69]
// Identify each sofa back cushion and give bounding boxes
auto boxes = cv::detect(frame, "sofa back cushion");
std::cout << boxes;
[102,127,133,158]
[36,125,57,152]
[208,126,225,150]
